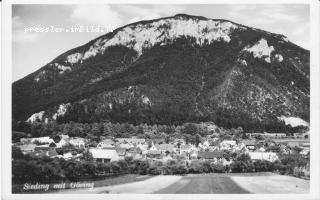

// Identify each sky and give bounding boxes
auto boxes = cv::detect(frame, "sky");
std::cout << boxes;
[12,4,310,82]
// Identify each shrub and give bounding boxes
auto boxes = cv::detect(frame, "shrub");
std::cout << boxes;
[188,160,204,173]
[201,161,213,173]
[148,166,162,175]
[212,163,225,173]
[253,160,273,172]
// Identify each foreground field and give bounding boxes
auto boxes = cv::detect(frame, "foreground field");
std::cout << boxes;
[230,173,309,193]
[57,175,181,194]
[156,173,248,194]
[55,172,309,194]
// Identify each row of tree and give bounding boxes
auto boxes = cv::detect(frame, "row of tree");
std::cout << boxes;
[12,120,245,144]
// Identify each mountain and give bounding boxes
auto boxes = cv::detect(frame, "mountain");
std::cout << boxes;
[12,14,310,130]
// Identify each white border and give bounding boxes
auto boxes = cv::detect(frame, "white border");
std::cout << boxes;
[1,0,320,200]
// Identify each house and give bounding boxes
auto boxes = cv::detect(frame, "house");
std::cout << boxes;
[115,147,127,160]
[198,151,223,160]
[147,150,162,159]
[198,151,230,165]
[242,140,256,151]
[162,154,173,162]
[279,144,290,154]
[179,144,193,155]
[55,138,69,148]
[97,139,115,149]
[263,133,286,138]
[300,142,310,155]
[248,152,278,162]
[189,150,198,160]
[18,144,37,154]
[60,134,69,139]
[89,148,120,163]
[34,144,54,152]
[286,141,300,148]
[46,149,58,157]
[118,143,134,149]
[69,137,86,148]
[31,137,54,144]
[132,153,144,160]
[56,152,80,160]
[173,138,186,146]
[62,152,73,160]
[149,142,158,151]
[20,138,32,144]
[137,143,149,154]
[220,140,236,150]
[126,148,142,158]
[156,144,176,155]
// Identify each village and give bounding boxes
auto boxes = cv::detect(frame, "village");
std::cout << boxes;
[15,130,310,171]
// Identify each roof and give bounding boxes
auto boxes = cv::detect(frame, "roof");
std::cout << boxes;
[156,144,175,151]
[89,148,118,159]
[99,139,115,145]
[221,140,236,145]
[115,147,127,156]
[116,138,146,144]
[119,143,133,149]
[242,140,256,146]
[249,152,278,161]
[180,144,192,150]
[31,137,54,144]
[198,151,224,159]
[69,138,86,143]
[47,149,58,157]
[34,145,52,151]
[148,150,161,155]
[287,142,300,147]
[128,147,142,154]
[18,144,37,151]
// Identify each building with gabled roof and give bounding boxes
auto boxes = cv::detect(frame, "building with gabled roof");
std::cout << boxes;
[97,139,115,149]
[89,148,120,163]
[248,152,278,162]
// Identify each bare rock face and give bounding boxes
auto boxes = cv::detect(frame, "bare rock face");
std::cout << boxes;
[13,14,309,130]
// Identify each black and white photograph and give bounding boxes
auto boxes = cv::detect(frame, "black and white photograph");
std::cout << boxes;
[1,0,320,199]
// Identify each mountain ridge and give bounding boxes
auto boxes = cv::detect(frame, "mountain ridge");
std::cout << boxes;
[12,14,310,131]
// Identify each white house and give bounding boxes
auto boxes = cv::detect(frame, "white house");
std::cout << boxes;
[31,137,54,144]
[149,142,158,151]
[249,152,278,162]
[69,137,86,148]
[220,140,236,150]
[118,143,134,149]
[55,138,69,148]
[18,144,37,154]
[97,139,115,149]
[89,148,120,163]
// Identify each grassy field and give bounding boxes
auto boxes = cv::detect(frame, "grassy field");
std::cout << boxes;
[155,173,249,194]
[155,173,309,194]
[87,174,151,188]
[13,174,151,193]
[16,172,310,194]
[230,173,309,193]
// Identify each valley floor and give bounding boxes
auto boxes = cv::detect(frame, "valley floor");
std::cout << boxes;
[54,172,309,194]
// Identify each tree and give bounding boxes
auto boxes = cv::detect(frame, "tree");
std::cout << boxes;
[195,134,202,147]
[230,153,254,173]
[82,150,93,161]
[12,146,24,159]
[182,123,198,135]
